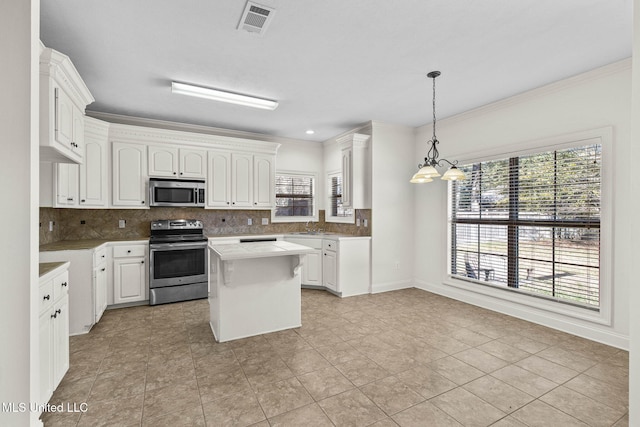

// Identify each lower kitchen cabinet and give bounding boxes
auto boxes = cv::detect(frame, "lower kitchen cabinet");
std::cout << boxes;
[112,244,148,304]
[284,235,371,297]
[38,264,70,405]
[94,246,108,322]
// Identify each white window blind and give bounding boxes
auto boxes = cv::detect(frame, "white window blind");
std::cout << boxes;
[450,144,601,309]
[275,174,314,217]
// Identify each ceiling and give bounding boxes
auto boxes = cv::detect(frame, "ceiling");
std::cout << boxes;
[40,0,633,142]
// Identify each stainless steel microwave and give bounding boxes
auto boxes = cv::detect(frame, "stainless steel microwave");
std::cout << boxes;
[149,178,206,207]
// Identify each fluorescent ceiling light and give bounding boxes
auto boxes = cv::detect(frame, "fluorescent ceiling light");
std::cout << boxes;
[171,81,278,110]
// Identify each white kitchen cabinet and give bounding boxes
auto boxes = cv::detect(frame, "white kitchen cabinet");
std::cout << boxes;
[40,245,107,335]
[206,150,275,209]
[284,237,323,286]
[55,163,79,206]
[322,240,338,292]
[253,154,275,208]
[207,150,232,208]
[39,47,94,164]
[232,152,253,208]
[149,145,207,179]
[94,246,108,322]
[112,141,148,207]
[112,244,148,304]
[38,264,70,405]
[79,118,109,207]
[337,133,371,209]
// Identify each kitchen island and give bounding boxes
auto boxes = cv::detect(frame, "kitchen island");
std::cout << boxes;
[208,240,315,342]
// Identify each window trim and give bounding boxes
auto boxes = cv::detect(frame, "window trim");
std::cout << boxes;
[271,170,318,223]
[325,170,355,224]
[445,127,613,326]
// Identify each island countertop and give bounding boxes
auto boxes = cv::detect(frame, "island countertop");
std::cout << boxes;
[209,240,316,261]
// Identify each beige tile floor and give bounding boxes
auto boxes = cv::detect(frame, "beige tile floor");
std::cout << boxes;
[41,288,629,427]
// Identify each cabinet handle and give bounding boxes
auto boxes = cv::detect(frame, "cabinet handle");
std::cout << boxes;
[56,309,61,315]
[101,268,106,272]
[61,282,68,287]
[67,198,73,201]
[43,295,50,301]
[227,202,230,205]
[180,172,183,175]
[127,250,131,253]
[141,260,144,264]
[81,199,86,203]
[141,201,145,204]
[101,255,105,258]
[254,202,257,205]
[51,312,57,319]
[173,171,176,175]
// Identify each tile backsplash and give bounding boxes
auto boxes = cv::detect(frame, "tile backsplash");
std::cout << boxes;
[39,208,371,244]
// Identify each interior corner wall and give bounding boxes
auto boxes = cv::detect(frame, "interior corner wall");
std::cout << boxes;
[0,0,39,426]
[413,62,632,349]
[370,122,415,293]
[628,0,639,423]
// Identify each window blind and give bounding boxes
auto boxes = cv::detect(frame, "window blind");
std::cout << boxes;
[275,175,314,217]
[450,144,601,308]
[330,175,352,217]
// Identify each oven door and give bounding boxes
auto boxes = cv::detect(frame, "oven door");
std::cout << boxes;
[149,241,208,288]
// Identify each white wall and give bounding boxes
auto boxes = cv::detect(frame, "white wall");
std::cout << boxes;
[413,61,632,349]
[628,0,639,423]
[0,0,40,426]
[371,122,416,293]
[275,139,325,210]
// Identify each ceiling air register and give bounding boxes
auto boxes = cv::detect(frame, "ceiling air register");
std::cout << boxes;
[237,2,275,35]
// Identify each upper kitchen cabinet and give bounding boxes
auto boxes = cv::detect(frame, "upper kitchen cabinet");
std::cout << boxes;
[148,145,206,179]
[206,150,276,209]
[79,118,109,207]
[112,141,148,207]
[337,133,371,209]
[39,46,94,164]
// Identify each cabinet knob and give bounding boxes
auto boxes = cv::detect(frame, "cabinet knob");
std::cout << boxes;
[127,250,131,253]
[173,172,176,175]
[227,202,230,205]
[254,202,257,205]
[43,295,50,301]
[101,268,106,272]
[141,201,145,204]
[51,312,57,319]
[61,282,68,287]
[81,199,86,203]
[141,260,144,264]
[56,309,61,315]
[180,172,183,175]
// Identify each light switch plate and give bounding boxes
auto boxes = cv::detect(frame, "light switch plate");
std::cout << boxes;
[356,218,361,226]
[248,218,253,225]
[262,218,269,225]
[118,219,126,228]
[364,219,368,227]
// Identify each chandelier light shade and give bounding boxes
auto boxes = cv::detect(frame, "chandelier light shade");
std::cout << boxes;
[410,71,465,184]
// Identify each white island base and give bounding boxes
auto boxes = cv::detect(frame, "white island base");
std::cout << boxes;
[208,241,314,342]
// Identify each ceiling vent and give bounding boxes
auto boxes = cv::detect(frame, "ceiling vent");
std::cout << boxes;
[237,1,275,35]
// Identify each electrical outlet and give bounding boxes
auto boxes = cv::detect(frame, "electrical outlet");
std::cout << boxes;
[247,218,252,225]
[118,219,126,228]
[262,218,269,225]
[363,219,368,227]
[356,218,361,226]
[49,221,54,232]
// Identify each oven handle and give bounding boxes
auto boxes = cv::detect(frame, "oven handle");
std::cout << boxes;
[149,242,208,251]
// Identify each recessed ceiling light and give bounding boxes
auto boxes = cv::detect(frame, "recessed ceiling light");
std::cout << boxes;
[305,130,315,135]
[171,82,278,110]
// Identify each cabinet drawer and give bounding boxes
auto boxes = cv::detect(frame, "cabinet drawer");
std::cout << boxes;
[52,270,69,301]
[39,280,54,314]
[323,240,338,251]
[93,246,107,266]
[113,245,146,258]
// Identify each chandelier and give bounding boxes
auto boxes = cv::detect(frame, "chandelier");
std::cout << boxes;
[410,71,465,183]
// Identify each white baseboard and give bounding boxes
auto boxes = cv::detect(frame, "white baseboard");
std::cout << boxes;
[414,279,629,350]
[371,279,414,294]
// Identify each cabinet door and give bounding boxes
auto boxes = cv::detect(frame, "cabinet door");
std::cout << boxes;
[79,132,107,206]
[231,153,253,208]
[55,163,79,206]
[303,250,323,286]
[54,87,73,148]
[341,147,352,208]
[207,151,232,208]
[148,145,178,177]
[253,154,274,208]
[112,142,148,207]
[39,311,53,404]
[323,250,338,291]
[71,105,85,157]
[180,148,207,179]
[94,266,107,323]
[113,257,146,304]
[52,295,69,387]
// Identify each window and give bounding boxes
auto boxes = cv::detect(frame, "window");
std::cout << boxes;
[273,173,316,222]
[326,172,353,223]
[450,143,601,309]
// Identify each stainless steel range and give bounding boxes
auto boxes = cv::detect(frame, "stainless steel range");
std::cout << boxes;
[149,219,208,305]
